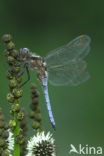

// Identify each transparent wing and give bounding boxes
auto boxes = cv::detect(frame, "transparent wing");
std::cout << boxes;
[45,35,91,67]
[78,45,91,59]
[47,59,90,86]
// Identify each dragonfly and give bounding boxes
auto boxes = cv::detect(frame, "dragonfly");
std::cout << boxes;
[17,35,91,130]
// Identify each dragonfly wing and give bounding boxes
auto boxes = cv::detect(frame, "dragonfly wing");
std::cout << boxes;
[45,35,91,67]
[78,46,91,59]
[48,60,90,86]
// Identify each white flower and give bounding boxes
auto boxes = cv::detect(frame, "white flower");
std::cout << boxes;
[7,130,14,152]
[27,131,56,156]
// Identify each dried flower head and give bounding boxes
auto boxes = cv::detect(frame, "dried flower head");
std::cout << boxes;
[27,131,56,156]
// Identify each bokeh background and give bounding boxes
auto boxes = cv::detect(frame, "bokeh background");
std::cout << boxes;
[0,0,104,155]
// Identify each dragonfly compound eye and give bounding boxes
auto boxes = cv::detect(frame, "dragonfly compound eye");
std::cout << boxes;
[20,48,29,58]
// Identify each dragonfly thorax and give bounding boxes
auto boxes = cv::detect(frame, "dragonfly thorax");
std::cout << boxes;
[19,48,47,82]
[29,55,47,82]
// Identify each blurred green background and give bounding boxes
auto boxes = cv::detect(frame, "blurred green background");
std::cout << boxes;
[0,0,104,155]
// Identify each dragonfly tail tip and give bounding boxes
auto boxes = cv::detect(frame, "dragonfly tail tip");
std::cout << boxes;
[52,124,56,131]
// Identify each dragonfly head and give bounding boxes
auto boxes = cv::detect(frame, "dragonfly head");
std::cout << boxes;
[19,48,29,59]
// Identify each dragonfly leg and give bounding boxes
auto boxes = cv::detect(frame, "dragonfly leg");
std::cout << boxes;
[19,66,30,88]
[17,63,27,78]
[14,62,22,67]
[16,58,24,62]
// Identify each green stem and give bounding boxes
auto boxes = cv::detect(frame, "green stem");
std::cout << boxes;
[13,112,20,156]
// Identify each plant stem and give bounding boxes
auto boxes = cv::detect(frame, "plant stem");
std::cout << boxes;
[13,112,20,156]
[2,34,23,156]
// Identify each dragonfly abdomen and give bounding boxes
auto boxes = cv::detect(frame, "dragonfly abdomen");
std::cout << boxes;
[42,73,56,130]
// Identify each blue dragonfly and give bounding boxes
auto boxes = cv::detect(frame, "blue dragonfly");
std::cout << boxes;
[17,35,91,130]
